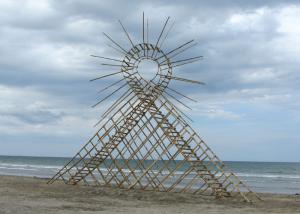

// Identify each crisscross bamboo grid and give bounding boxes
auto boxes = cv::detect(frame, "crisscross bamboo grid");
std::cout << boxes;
[48,14,261,202]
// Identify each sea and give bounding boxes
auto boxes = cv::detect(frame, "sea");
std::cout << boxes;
[0,155,299,194]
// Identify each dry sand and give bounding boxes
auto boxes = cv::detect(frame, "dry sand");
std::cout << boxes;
[0,175,299,214]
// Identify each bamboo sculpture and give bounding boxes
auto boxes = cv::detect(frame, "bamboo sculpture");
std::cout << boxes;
[48,13,261,202]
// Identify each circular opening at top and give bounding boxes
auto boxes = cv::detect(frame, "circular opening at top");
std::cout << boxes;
[137,59,159,81]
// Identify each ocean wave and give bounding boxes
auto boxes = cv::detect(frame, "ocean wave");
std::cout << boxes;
[1,163,300,180]
[0,166,37,171]
[236,173,300,179]
[0,163,62,170]
[94,169,300,180]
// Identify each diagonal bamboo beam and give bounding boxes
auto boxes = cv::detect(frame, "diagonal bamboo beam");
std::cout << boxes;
[92,82,127,108]
[151,16,170,57]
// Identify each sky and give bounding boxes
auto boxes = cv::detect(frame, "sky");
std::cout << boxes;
[0,0,299,162]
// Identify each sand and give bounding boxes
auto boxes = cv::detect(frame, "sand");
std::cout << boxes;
[0,175,299,214]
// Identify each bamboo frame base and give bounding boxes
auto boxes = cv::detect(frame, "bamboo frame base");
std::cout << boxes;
[48,88,261,202]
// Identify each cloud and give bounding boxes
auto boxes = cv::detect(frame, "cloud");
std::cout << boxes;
[0,0,299,160]
[0,85,99,137]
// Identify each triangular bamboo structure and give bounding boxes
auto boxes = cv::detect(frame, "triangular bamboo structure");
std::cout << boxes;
[48,14,261,202]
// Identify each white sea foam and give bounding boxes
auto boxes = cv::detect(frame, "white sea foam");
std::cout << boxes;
[0,163,62,170]
[236,173,300,179]
[0,166,37,171]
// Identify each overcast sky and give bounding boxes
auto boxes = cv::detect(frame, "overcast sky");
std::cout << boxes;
[0,0,299,161]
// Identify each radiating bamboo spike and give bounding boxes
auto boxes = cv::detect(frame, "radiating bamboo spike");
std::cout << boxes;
[100,89,138,129]
[154,21,175,58]
[166,87,197,103]
[149,83,194,123]
[155,40,194,60]
[91,66,138,82]
[101,89,134,119]
[98,78,126,94]
[160,95,194,123]
[151,16,170,57]
[158,74,205,85]
[103,76,143,119]
[103,32,128,54]
[90,71,123,82]
[155,96,191,125]
[92,82,127,108]
[142,12,145,44]
[146,17,149,57]
[164,90,192,110]
[118,20,135,48]
[107,43,127,55]
[172,76,205,85]
[90,54,132,67]
[90,55,129,64]
[161,55,203,66]
[160,58,201,71]
[142,12,145,56]
[95,88,133,127]
[159,42,198,64]
[101,73,141,118]
[101,63,136,68]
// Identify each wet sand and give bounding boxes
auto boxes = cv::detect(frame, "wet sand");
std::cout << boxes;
[0,175,299,214]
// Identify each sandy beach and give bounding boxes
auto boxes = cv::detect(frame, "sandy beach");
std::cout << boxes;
[0,175,299,214]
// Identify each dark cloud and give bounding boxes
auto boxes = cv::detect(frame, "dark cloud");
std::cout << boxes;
[13,109,64,124]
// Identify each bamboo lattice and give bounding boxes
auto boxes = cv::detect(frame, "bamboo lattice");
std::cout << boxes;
[48,14,261,202]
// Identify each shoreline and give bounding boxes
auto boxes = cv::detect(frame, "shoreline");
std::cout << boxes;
[0,175,299,213]
[1,173,299,196]
[1,156,300,195]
